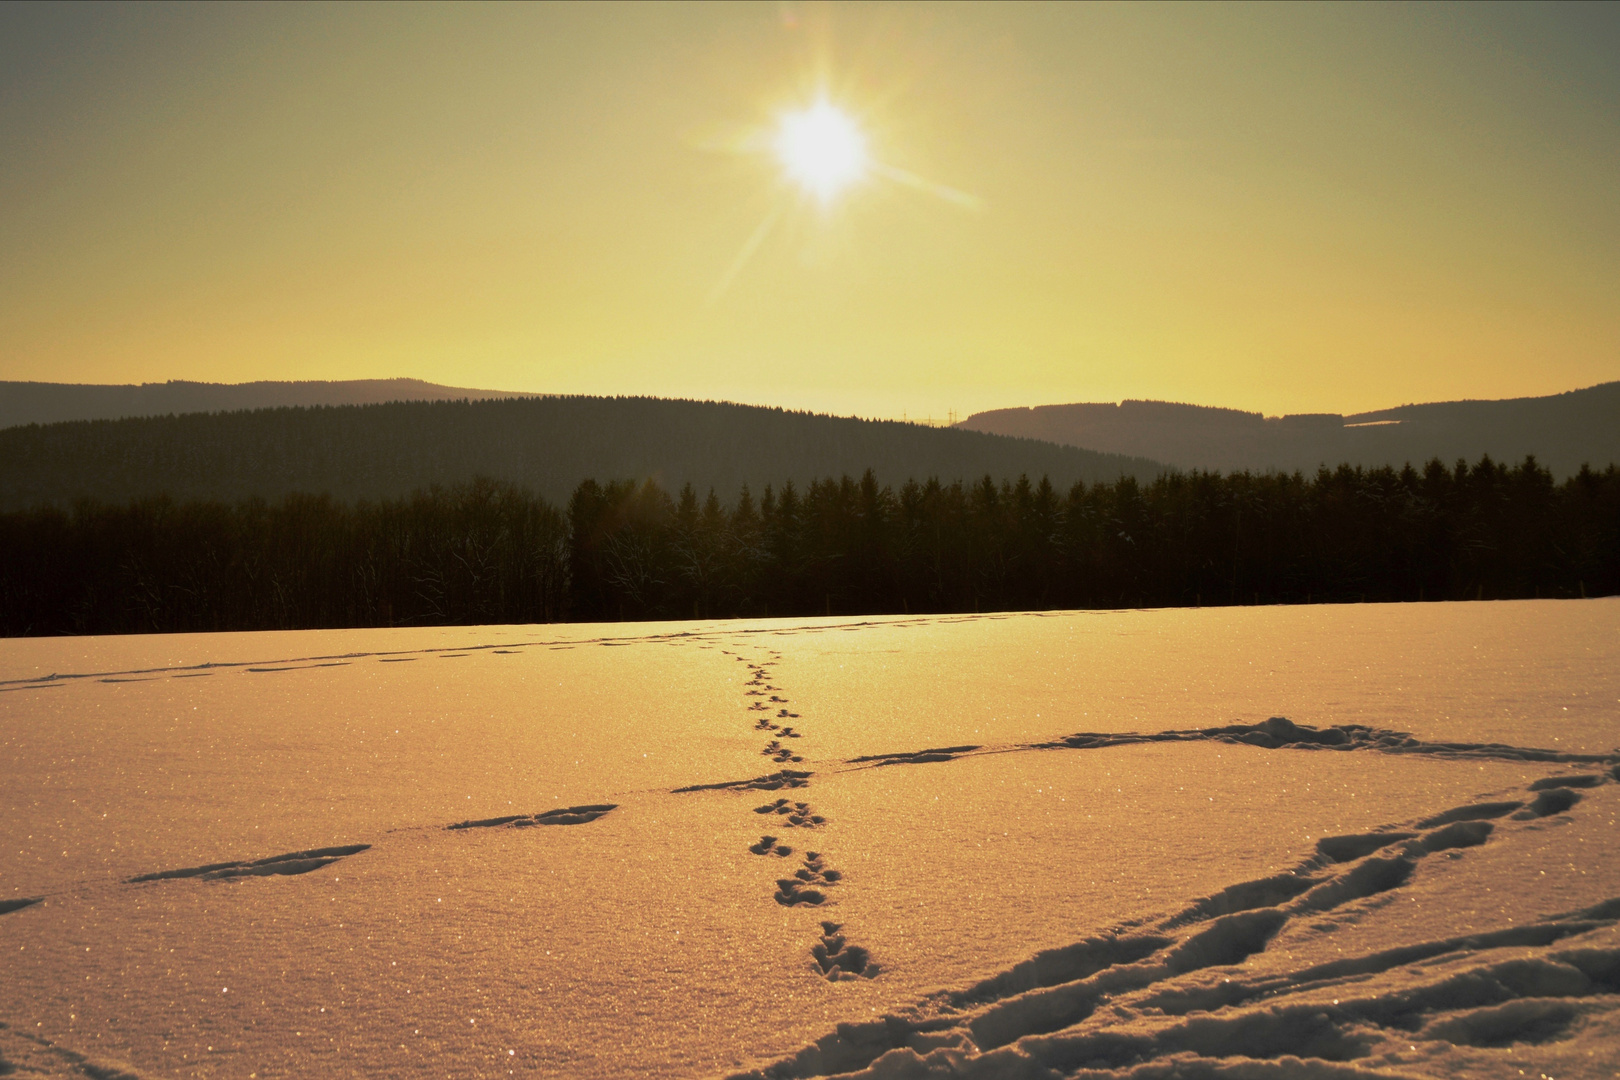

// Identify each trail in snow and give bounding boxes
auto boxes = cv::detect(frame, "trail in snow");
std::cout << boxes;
[3,607,1618,1078]
[728,766,1620,1079]
[709,643,883,981]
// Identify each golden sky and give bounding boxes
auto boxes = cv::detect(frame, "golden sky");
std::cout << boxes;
[1,2,1616,418]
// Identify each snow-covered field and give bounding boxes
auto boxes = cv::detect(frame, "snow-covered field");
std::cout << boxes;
[2,600,1617,1079]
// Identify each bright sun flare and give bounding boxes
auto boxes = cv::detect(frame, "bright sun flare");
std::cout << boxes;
[773,100,867,204]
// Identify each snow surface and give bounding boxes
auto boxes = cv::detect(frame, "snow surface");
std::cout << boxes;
[1,600,1617,1078]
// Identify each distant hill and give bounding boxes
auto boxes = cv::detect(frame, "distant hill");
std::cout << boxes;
[957,382,1620,479]
[0,396,1163,512]
[0,378,534,429]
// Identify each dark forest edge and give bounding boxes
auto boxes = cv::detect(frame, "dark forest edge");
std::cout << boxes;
[1,456,1616,636]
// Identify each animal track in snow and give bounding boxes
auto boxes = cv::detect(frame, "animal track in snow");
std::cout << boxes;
[749,835,794,857]
[762,740,805,764]
[775,851,842,906]
[731,771,1619,1079]
[447,804,617,830]
[812,921,877,982]
[723,649,874,983]
[128,844,370,883]
[754,798,826,827]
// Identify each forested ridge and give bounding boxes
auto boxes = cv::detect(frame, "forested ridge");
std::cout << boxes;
[2,456,1615,636]
[0,396,1157,511]
[961,380,1620,480]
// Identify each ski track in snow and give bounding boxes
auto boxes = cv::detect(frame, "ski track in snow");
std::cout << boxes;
[0,1020,148,1080]
[4,621,1620,1078]
[0,613,1033,693]
[727,765,1620,1079]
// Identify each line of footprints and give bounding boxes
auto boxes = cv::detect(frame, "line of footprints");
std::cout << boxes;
[10,642,878,986]
[746,658,806,763]
[724,647,878,982]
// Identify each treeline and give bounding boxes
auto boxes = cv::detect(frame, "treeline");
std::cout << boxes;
[2,457,1617,636]
[0,479,568,636]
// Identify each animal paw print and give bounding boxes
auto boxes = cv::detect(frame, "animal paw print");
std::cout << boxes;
[812,921,876,981]
[775,851,840,906]
[762,740,805,763]
[754,798,825,827]
[778,708,800,719]
[777,726,801,738]
[755,717,779,731]
[749,834,794,857]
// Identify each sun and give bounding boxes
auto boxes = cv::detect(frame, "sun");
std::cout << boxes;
[705,91,975,300]
[773,99,868,205]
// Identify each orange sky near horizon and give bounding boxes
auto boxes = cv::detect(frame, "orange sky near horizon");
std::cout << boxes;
[1,2,1616,420]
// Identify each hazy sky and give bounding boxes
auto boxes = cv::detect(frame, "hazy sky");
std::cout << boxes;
[2,2,1617,418]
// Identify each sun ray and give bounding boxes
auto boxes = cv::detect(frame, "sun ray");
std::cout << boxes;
[869,161,982,211]
[707,201,786,305]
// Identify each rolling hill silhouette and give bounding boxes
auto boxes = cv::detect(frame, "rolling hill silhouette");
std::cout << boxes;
[0,377,532,429]
[959,382,1620,479]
